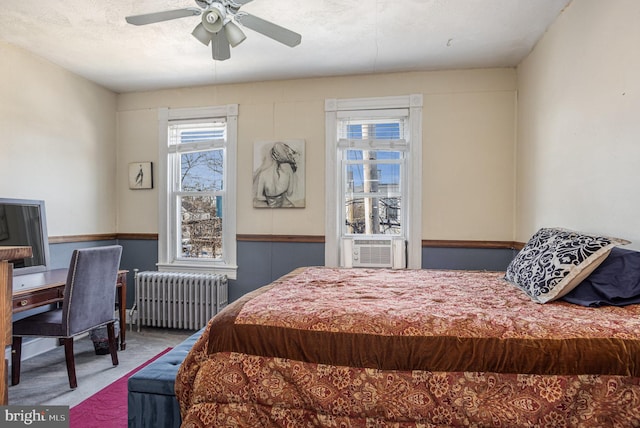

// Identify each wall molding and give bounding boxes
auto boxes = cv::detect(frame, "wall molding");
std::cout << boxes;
[116,233,159,240]
[49,234,118,244]
[50,233,525,250]
[236,234,325,243]
[422,240,522,250]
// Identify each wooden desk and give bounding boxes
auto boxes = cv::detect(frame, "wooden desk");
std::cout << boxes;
[12,269,128,351]
[0,246,32,405]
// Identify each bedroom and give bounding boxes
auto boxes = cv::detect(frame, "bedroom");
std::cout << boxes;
[3,0,637,301]
[2,0,638,302]
[1,0,640,423]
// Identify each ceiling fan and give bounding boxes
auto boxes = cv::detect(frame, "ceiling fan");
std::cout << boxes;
[125,0,301,61]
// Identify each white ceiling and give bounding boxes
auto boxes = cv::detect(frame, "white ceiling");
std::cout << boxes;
[0,0,571,94]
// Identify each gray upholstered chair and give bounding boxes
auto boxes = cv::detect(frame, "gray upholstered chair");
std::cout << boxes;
[11,245,123,389]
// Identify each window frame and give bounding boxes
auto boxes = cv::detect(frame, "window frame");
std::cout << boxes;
[325,95,423,269]
[339,111,408,237]
[157,105,238,279]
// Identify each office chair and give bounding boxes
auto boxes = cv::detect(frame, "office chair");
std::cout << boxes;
[11,245,123,389]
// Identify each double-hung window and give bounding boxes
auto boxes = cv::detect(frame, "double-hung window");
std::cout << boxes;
[325,95,423,269]
[158,105,238,279]
[340,117,406,236]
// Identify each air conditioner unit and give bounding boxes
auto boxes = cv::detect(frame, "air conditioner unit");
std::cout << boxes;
[341,238,406,269]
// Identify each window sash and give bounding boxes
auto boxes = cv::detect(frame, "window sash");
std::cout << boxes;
[169,145,226,262]
[343,195,403,236]
[338,114,407,237]
[168,119,227,153]
[337,115,409,150]
[177,149,225,192]
[175,194,223,260]
[158,105,238,278]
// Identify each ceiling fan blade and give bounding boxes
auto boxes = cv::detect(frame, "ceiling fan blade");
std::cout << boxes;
[211,31,231,61]
[125,8,201,26]
[232,0,255,5]
[235,13,301,47]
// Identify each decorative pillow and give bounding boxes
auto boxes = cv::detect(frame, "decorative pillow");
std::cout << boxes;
[562,247,640,307]
[505,228,630,303]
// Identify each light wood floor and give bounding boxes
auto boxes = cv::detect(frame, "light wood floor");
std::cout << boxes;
[8,327,194,407]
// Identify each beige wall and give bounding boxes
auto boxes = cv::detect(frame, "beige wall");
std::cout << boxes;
[0,39,516,243]
[117,69,516,240]
[516,0,640,247]
[6,1,639,248]
[0,42,117,237]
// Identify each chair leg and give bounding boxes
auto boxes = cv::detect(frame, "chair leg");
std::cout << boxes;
[11,337,22,386]
[107,322,119,366]
[62,338,77,389]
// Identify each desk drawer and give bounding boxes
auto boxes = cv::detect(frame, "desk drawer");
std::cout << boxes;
[13,287,64,312]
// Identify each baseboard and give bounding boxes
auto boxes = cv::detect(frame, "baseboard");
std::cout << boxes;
[4,333,89,363]
[4,337,57,363]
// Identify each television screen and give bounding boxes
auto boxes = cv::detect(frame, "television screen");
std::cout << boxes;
[0,198,50,275]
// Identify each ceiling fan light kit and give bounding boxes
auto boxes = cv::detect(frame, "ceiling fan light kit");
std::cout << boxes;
[224,21,247,47]
[192,23,213,45]
[125,0,301,61]
[201,5,225,33]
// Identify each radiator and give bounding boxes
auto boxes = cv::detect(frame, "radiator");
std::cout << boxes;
[134,270,228,331]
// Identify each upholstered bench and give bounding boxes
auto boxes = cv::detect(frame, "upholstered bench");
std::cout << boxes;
[128,328,204,428]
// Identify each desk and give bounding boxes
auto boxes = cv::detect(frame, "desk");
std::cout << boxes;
[12,269,128,351]
[1,246,32,405]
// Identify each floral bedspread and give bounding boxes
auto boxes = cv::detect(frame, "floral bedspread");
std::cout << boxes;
[176,267,640,427]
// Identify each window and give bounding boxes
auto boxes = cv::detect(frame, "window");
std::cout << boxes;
[340,118,406,236]
[158,105,238,279]
[325,95,423,268]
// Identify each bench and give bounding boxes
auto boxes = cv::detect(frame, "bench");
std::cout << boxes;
[127,328,204,428]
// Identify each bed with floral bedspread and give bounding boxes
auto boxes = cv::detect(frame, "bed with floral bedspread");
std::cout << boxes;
[176,263,640,427]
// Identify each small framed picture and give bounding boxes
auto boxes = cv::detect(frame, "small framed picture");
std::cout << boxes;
[129,162,153,190]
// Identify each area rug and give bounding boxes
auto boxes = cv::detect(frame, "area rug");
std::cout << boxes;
[70,347,172,428]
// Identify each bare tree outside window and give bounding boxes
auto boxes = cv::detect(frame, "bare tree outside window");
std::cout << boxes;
[162,106,238,273]
[175,131,225,259]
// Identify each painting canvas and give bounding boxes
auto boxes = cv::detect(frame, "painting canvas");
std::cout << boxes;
[253,140,305,208]
[129,162,153,190]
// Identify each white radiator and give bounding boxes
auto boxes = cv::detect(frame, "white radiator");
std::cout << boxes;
[134,270,228,331]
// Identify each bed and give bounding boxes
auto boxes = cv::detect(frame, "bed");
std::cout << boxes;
[176,228,640,427]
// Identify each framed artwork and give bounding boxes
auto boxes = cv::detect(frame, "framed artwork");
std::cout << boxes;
[129,162,153,190]
[253,140,305,208]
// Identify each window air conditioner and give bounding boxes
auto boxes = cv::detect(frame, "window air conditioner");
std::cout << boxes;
[341,238,406,269]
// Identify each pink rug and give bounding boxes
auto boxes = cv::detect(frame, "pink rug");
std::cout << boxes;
[70,348,172,428]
